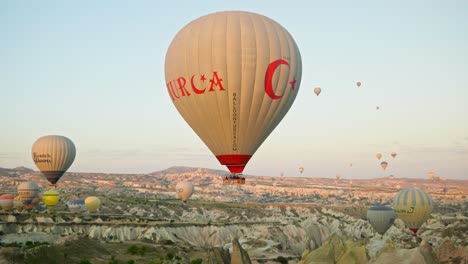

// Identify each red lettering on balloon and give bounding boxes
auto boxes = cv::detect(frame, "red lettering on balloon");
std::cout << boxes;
[166,81,179,100]
[209,71,225,92]
[167,71,225,101]
[190,75,206,94]
[177,77,191,96]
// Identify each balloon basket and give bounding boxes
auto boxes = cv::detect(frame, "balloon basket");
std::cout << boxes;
[223,175,245,185]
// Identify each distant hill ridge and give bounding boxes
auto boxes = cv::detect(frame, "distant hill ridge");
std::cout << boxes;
[0,166,35,177]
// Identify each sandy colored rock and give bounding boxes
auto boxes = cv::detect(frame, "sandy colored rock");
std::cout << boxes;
[231,238,251,264]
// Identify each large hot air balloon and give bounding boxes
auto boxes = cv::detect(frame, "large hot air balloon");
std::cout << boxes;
[13,196,23,212]
[298,166,304,174]
[0,194,14,211]
[85,196,101,213]
[175,181,194,203]
[376,153,382,160]
[67,199,85,213]
[356,81,362,87]
[393,188,433,234]
[17,181,40,206]
[367,205,396,235]
[42,189,59,211]
[314,87,321,96]
[380,161,388,171]
[32,135,76,187]
[165,11,301,185]
[391,152,397,158]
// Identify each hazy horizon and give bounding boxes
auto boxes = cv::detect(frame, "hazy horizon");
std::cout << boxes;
[2,1,467,179]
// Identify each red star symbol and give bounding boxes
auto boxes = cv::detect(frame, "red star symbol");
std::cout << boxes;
[200,75,206,82]
[289,79,297,90]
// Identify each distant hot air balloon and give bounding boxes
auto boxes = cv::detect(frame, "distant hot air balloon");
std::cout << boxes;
[165,11,302,184]
[280,171,284,177]
[175,181,194,203]
[376,106,380,110]
[428,171,434,181]
[391,152,397,158]
[314,87,321,96]
[0,194,14,211]
[393,188,433,234]
[380,161,388,171]
[17,181,40,207]
[32,135,76,187]
[42,189,59,211]
[367,205,396,235]
[396,184,401,191]
[376,153,382,160]
[336,174,341,180]
[13,196,23,212]
[356,81,362,87]
[299,166,304,174]
[67,199,85,213]
[85,196,101,213]
[441,177,447,183]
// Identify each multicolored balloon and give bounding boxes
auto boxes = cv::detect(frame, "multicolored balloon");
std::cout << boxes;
[165,11,302,176]
[17,181,40,206]
[0,194,14,211]
[67,199,85,213]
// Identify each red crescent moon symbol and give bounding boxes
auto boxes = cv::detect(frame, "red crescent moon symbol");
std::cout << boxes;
[190,75,205,94]
[265,59,289,100]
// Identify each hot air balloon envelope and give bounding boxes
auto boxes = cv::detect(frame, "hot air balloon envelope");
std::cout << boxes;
[393,188,433,234]
[175,181,194,202]
[32,135,76,186]
[165,11,302,175]
[367,205,396,235]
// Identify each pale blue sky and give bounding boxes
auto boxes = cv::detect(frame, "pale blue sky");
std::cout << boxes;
[1,1,467,179]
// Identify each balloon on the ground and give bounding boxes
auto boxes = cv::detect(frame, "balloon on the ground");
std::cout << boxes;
[314,87,321,96]
[32,135,76,186]
[67,199,85,213]
[393,188,433,234]
[85,196,101,212]
[165,11,302,175]
[175,181,194,203]
[367,205,396,235]
[42,189,60,210]
[0,194,14,211]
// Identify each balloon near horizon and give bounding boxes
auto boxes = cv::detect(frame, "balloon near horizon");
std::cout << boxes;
[31,135,76,188]
[164,11,302,184]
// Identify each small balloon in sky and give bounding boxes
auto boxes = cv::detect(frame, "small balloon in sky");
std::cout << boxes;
[356,81,362,87]
[314,87,321,96]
